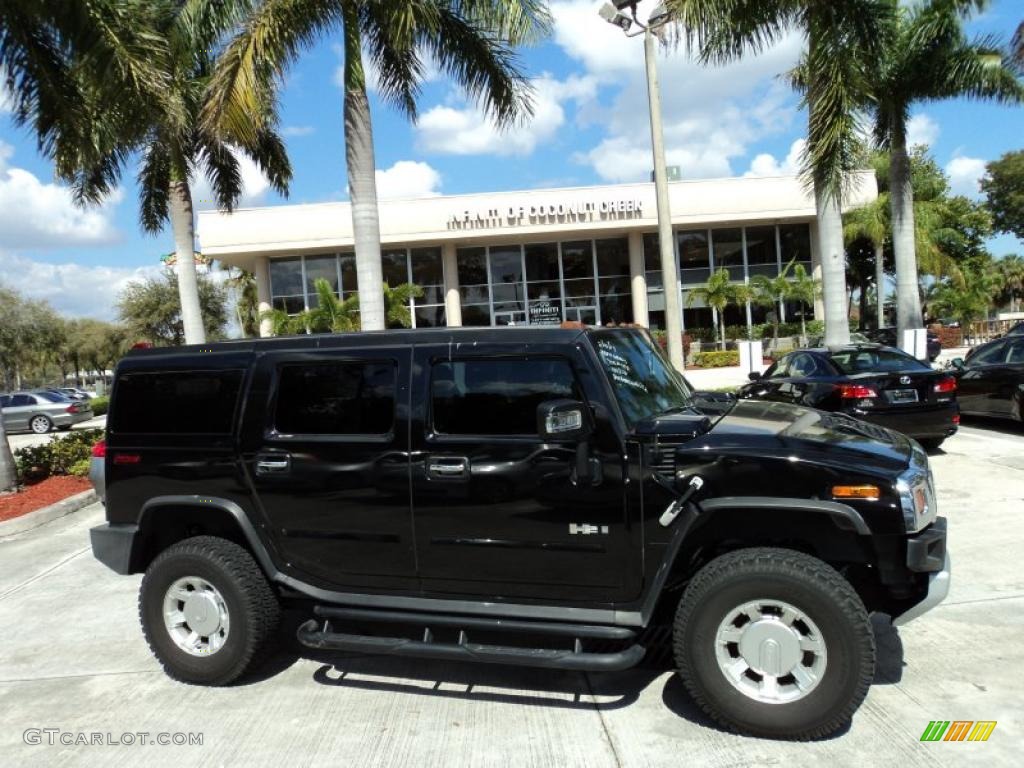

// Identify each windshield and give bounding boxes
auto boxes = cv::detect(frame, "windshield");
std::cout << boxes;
[830,348,930,374]
[590,329,693,427]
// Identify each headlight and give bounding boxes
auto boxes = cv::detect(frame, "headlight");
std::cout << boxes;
[896,468,937,533]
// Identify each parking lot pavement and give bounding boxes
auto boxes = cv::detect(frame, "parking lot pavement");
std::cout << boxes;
[1,424,1021,767]
[6,416,106,452]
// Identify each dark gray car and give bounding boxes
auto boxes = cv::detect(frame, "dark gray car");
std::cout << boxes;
[0,390,93,434]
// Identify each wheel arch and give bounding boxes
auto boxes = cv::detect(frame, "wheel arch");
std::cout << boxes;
[129,496,277,577]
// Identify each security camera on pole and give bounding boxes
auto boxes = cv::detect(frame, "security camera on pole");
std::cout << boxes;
[599,1,685,372]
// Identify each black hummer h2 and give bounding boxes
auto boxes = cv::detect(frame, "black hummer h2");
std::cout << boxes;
[90,327,949,739]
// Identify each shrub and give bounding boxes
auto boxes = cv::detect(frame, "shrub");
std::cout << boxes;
[90,396,109,416]
[13,428,104,482]
[692,350,741,368]
[69,459,92,477]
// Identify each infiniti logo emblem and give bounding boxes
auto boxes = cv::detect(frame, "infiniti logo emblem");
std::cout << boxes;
[899,376,912,385]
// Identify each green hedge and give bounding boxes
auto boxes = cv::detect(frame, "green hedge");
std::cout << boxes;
[692,350,741,368]
[89,396,109,416]
[14,428,103,483]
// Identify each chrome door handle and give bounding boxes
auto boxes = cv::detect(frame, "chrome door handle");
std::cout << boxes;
[256,456,291,474]
[426,457,469,479]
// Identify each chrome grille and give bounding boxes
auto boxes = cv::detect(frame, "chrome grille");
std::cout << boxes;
[647,439,684,477]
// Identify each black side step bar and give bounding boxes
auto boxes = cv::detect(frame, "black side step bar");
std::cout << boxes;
[296,607,646,672]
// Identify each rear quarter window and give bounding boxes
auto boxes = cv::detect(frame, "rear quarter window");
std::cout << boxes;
[110,370,244,434]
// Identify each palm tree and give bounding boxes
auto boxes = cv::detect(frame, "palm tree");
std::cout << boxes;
[866,0,1024,339]
[750,260,799,342]
[788,263,820,341]
[1013,21,1023,67]
[996,254,1024,313]
[225,268,260,337]
[383,283,426,329]
[672,0,891,347]
[261,277,424,334]
[54,1,291,346]
[843,195,889,329]
[205,1,548,332]
[688,268,751,350]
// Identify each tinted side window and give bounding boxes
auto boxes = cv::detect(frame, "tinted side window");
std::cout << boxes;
[766,357,791,378]
[112,370,243,434]
[969,341,1006,365]
[432,358,581,436]
[11,394,35,407]
[1006,340,1024,364]
[788,354,818,378]
[274,361,395,435]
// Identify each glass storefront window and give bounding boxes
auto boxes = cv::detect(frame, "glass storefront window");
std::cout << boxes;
[303,255,340,307]
[269,256,303,297]
[712,228,744,280]
[643,233,662,290]
[525,243,560,282]
[678,230,710,285]
[339,254,357,294]
[382,249,410,287]
[561,241,594,279]
[780,224,812,266]
[595,238,629,277]
[745,226,779,278]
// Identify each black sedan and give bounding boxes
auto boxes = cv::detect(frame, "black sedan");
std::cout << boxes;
[738,344,959,450]
[951,335,1024,422]
[863,327,941,362]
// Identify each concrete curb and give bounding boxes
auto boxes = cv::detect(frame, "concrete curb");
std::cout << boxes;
[0,489,98,538]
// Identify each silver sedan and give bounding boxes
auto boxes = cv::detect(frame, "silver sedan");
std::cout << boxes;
[0,391,94,434]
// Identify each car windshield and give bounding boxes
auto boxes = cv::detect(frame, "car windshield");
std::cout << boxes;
[590,329,693,427]
[829,348,930,374]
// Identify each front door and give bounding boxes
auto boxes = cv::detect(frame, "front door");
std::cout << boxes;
[409,342,637,603]
[241,347,415,591]
[958,340,1008,415]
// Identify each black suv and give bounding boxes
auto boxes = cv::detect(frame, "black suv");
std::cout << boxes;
[90,327,949,740]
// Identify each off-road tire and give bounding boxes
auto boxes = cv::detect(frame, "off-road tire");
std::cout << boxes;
[139,536,280,685]
[673,547,875,740]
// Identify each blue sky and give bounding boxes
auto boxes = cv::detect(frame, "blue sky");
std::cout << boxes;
[0,0,1021,320]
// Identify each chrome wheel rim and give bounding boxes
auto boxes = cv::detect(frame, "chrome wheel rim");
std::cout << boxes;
[162,577,230,656]
[30,417,49,434]
[714,599,827,704]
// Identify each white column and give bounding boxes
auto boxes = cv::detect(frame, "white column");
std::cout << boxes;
[254,255,273,338]
[442,243,462,327]
[628,231,649,328]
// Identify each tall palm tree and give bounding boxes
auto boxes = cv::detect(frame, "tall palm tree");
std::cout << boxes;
[204,1,548,332]
[996,254,1024,313]
[843,195,889,329]
[672,0,891,347]
[687,268,751,350]
[788,263,820,340]
[750,260,799,342]
[55,0,291,346]
[866,0,1024,339]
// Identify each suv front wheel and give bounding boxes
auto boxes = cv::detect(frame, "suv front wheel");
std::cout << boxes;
[674,547,875,740]
[139,536,281,685]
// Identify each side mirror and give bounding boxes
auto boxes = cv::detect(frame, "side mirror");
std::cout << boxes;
[748,371,762,381]
[950,357,965,370]
[537,399,595,486]
[537,399,593,442]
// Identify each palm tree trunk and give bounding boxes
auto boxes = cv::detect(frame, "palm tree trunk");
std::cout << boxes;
[889,126,923,339]
[858,276,869,330]
[875,243,885,328]
[342,6,385,332]
[719,313,726,351]
[0,419,17,493]
[168,180,206,345]
[815,187,851,346]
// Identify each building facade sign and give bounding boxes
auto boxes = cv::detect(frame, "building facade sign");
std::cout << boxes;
[447,198,645,230]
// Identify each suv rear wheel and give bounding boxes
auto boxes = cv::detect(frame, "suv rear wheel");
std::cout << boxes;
[673,547,875,740]
[139,536,280,685]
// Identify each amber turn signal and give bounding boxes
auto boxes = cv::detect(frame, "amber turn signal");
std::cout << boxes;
[832,484,880,501]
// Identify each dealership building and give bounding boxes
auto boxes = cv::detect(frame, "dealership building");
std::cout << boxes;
[197,172,877,337]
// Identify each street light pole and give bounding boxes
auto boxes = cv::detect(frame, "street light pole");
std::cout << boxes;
[642,27,685,372]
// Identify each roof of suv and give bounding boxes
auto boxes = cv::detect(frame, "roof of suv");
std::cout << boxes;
[125,325,595,358]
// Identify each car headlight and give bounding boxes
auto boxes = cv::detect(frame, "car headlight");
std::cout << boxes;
[896,468,937,533]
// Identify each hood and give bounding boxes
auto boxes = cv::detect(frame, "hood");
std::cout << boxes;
[692,399,915,474]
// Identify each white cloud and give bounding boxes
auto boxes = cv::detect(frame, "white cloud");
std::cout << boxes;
[0,250,160,320]
[282,125,315,137]
[907,114,939,149]
[375,160,442,199]
[0,141,123,249]
[191,148,273,210]
[745,138,807,177]
[415,74,596,156]
[549,0,804,181]
[946,153,987,197]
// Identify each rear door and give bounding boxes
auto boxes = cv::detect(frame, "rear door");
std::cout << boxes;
[241,346,416,591]
[7,394,35,431]
[409,341,637,603]
[958,340,1008,415]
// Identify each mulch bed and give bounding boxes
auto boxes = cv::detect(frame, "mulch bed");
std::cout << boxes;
[0,476,92,523]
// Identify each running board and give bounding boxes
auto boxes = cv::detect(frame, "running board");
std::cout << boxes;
[296,608,646,672]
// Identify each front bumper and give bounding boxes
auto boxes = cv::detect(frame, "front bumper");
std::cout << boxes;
[90,523,138,574]
[892,517,951,625]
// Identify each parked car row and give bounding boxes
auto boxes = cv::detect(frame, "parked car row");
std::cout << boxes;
[0,389,95,434]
